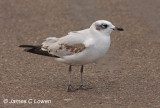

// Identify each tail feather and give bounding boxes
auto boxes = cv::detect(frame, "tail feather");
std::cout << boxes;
[41,37,58,51]
[19,45,60,58]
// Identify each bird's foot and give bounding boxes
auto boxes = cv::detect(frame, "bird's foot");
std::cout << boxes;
[67,84,77,92]
[77,85,92,90]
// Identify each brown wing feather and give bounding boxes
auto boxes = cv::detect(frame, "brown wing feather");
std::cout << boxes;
[58,43,86,55]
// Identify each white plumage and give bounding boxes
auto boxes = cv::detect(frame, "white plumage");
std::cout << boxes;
[41,20,114,65]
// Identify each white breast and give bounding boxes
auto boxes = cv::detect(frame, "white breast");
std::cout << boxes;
[85,35,111,62]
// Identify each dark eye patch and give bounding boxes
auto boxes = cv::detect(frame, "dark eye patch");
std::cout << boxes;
[96,23,108,30]
[101,24,108,28]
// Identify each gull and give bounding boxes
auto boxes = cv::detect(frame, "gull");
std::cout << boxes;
[19,20,124,92]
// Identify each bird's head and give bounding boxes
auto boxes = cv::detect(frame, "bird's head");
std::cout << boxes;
[90,20,124,35]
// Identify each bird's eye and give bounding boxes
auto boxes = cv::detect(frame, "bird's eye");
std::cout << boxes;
[101,24,108,28]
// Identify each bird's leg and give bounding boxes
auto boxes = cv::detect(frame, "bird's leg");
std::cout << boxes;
[77,65,92,90]
[67,65,76,92]
[80,65,84,86]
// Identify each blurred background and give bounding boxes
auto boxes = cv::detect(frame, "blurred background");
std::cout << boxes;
[0,0,160,107]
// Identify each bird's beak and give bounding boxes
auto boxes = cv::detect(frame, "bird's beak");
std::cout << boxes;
[112,27,124,31]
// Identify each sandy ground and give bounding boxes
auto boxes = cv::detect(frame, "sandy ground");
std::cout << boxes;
[0,0,160,107]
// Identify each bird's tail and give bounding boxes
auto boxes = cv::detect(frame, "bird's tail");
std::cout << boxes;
[19,45,54,57]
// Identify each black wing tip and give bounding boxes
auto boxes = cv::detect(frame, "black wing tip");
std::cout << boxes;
[19,44,61,58]
[19,45,38,48]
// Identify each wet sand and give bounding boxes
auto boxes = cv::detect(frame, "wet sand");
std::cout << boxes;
[0,0,160,107]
